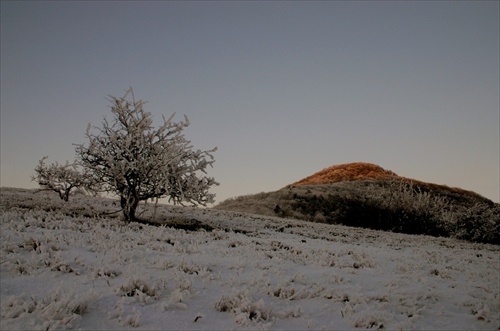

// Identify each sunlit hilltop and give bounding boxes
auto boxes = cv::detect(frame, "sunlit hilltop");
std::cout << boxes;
[289,162,397,186]
[288,162,483,199]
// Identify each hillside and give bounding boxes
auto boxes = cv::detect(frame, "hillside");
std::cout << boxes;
[1,187,499,330]
[215,163,499,244]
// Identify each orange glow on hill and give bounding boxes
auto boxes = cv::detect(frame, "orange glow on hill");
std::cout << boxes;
[289,162,398,186]
[288,162,483,199]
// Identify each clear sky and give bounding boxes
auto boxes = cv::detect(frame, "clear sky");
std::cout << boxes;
[1,1,499,203]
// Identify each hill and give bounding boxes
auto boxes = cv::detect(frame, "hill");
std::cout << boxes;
[215,163,499,244]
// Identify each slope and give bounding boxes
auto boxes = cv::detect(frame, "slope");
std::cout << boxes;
[215,163,499,244]
[1,187,499,330]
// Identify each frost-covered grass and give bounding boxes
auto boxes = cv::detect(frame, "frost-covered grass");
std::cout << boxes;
[1,187,499,330]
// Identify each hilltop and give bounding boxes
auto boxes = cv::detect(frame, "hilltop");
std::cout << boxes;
[289,162,397,186]
[215,162,499,244]
[288,162,486,200]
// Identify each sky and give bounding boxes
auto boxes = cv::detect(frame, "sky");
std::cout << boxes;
[1,1,499,203]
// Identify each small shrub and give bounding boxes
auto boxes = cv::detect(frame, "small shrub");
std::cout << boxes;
[119,278,156,298]
[31,156,90,202]
[124,308,141,327]
[215,290,273,326]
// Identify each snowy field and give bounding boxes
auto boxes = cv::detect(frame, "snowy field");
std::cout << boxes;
[1,188,499,330]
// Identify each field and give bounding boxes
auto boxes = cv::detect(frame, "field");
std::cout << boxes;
[1,187,498,330]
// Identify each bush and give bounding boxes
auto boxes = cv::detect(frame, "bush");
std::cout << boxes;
[453,203,500,244]
[281,179,499,244]
[31,157,89,202]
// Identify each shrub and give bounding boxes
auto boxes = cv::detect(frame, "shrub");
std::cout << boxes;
[31,157,89,201]
[285,179,499,244]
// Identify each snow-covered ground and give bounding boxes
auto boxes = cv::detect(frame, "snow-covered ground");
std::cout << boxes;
[1,188,498,330]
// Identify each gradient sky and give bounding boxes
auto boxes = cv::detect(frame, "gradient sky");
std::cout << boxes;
[1,1,499,203]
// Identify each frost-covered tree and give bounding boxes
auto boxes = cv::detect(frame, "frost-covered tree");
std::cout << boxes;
[75,88,218,222]
[31,156,88,201]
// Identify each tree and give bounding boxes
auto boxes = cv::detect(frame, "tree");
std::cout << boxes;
[75,88,218,222]
[31,156,88,201]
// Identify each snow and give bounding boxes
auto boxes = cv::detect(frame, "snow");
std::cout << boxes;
[1,188,499,330]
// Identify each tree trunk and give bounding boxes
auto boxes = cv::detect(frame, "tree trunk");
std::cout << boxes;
[63,188,71,202]
[58,187,71,202]
[121,194,139,222]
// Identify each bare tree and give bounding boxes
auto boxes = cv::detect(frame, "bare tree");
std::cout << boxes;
[31,156,88,201]
[75,88,218,222]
